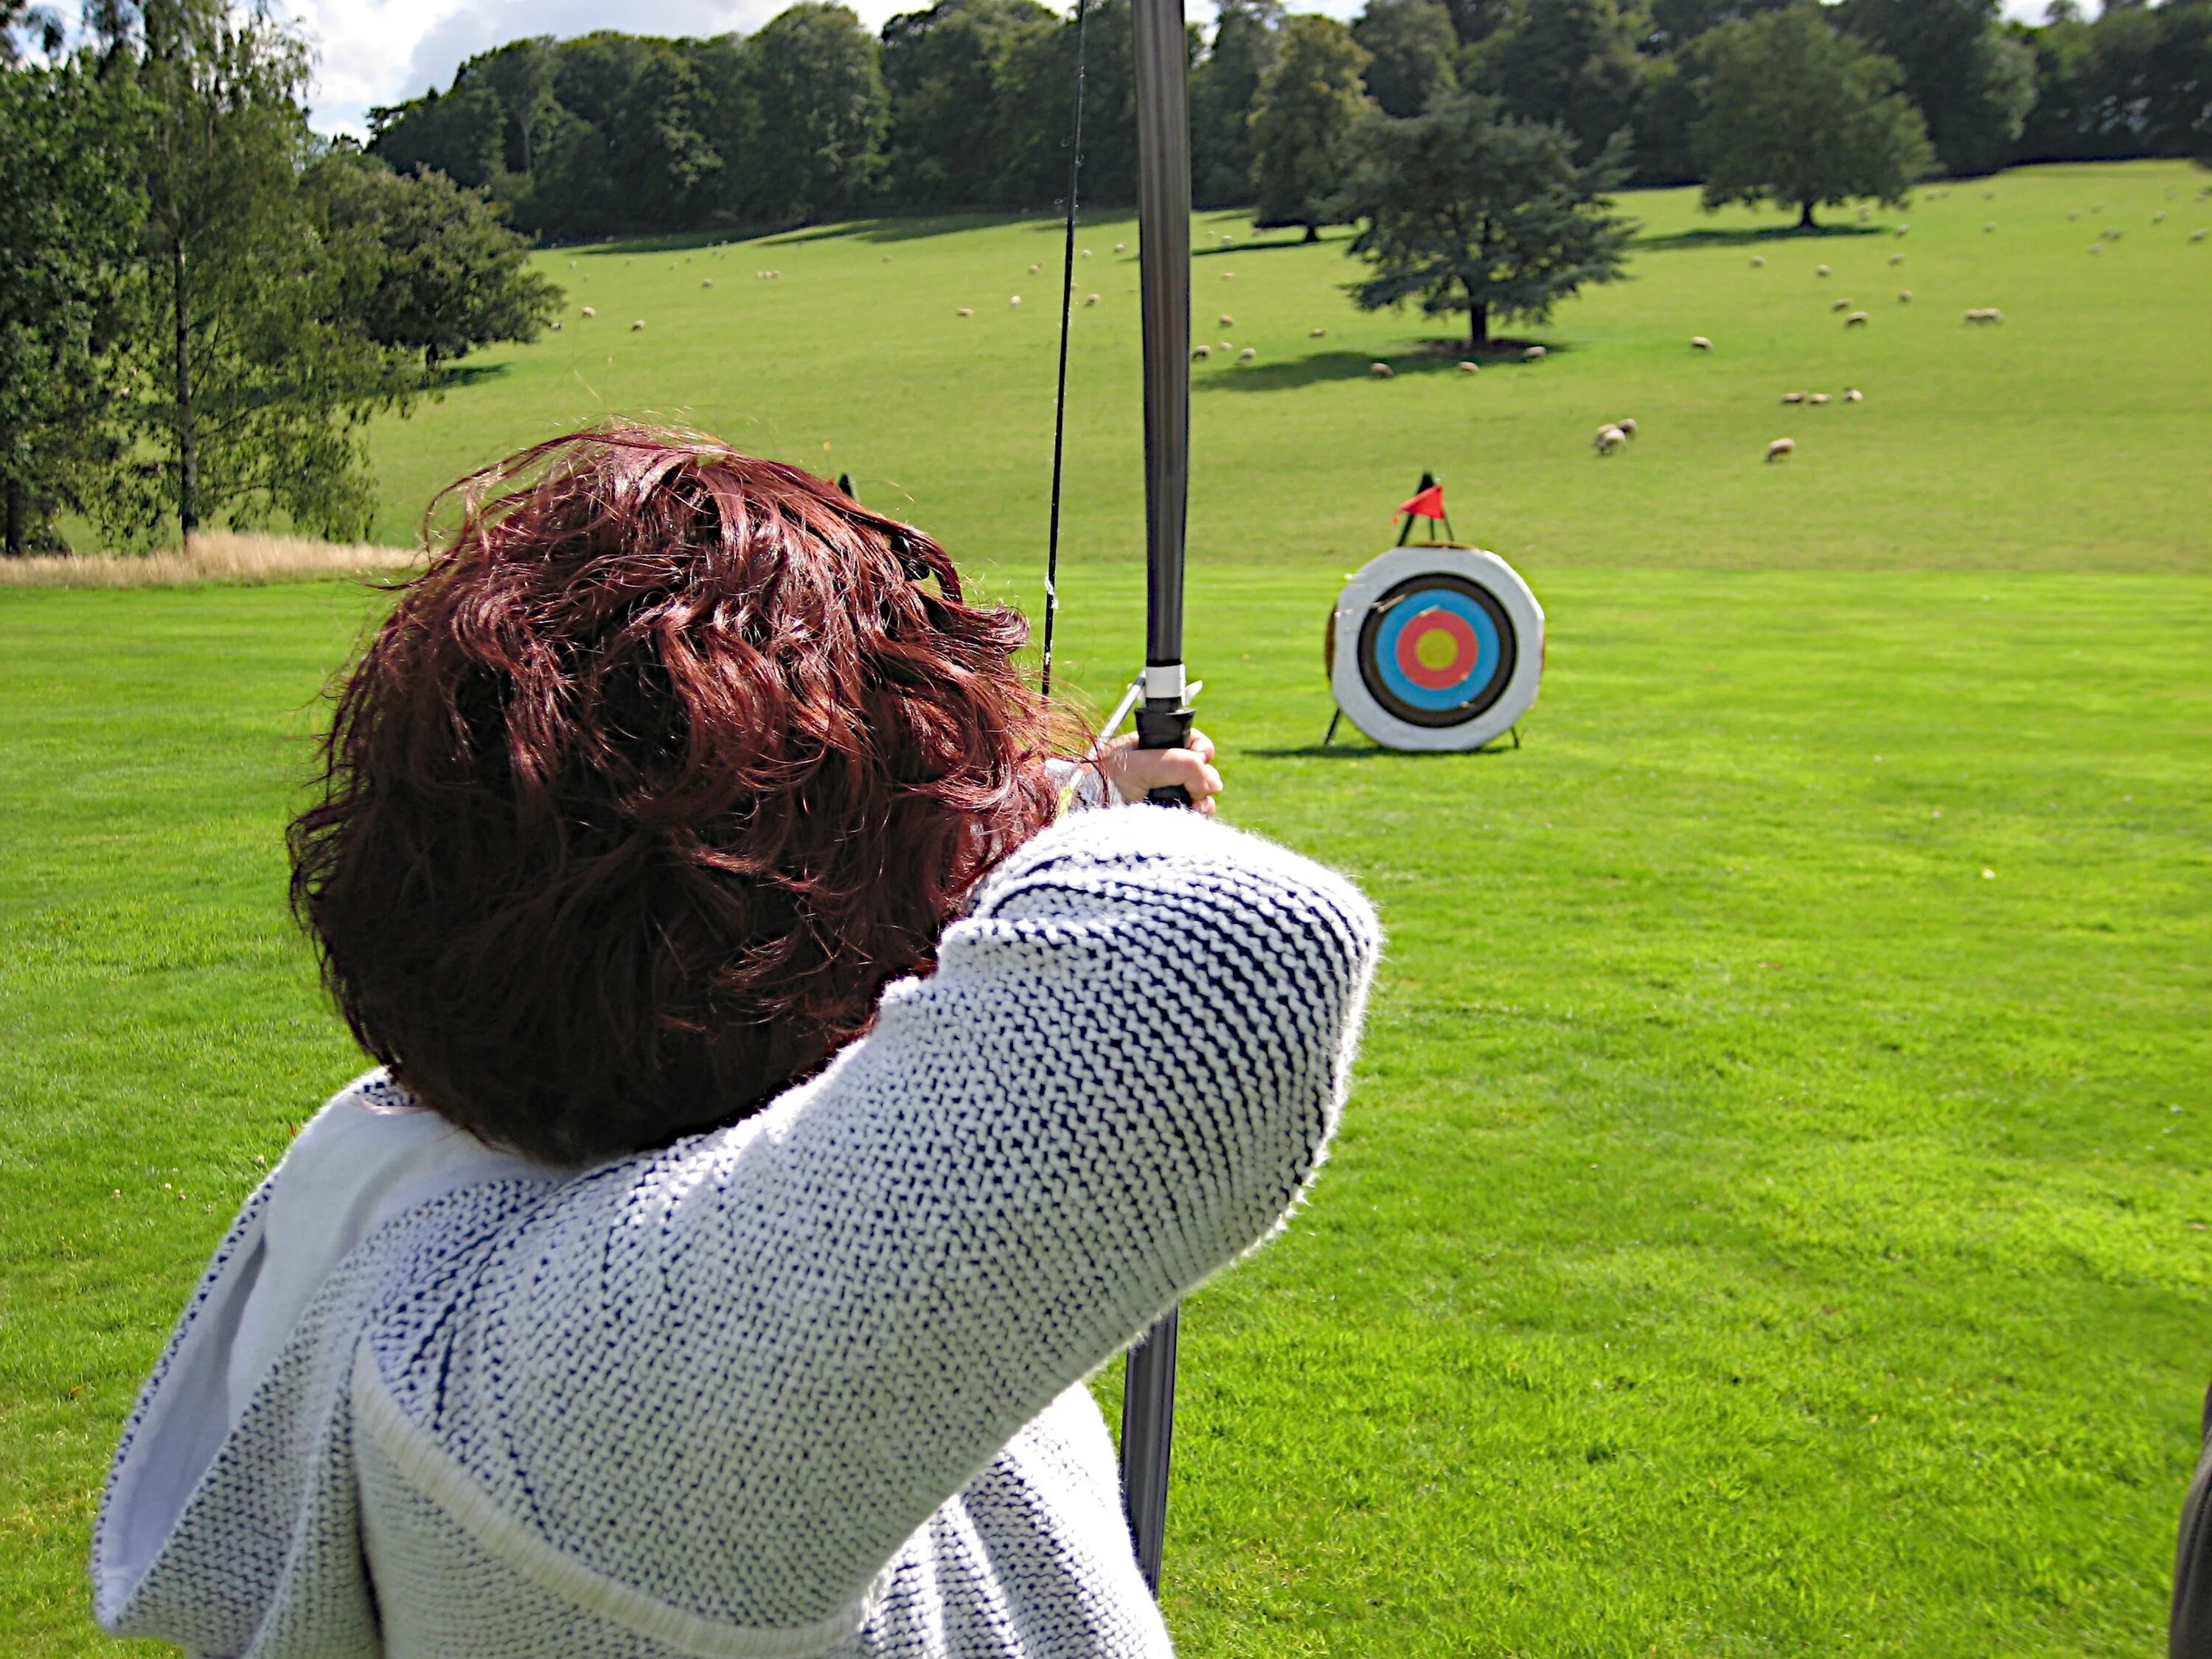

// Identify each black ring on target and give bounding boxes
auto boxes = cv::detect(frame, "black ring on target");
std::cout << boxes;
[1355,573,1519,728]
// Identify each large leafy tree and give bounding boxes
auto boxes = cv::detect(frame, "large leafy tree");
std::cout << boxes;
[1249,13,1372,240]
[743,4,887,223]
[1191,0,1280,207]
[1691,5,1933,229]
[119,0,416,541]
[1478,0,1644,161]
[1351,0,1457,119]
[609,44,723,226]
[882,0,1050,209]
[1839,0,2034,176]
[990,0,1137,209]
[0,55,143,553]
[1338,88,1634,348]
[306,148,562,377]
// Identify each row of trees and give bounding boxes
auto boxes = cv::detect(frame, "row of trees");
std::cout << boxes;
[0,0,558,553]
[366,0,2212,240]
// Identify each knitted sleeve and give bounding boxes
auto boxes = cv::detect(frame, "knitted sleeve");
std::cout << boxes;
[364,805,1378,1631]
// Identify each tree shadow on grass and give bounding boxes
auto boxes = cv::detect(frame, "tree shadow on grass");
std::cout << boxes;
[766,212,1150,248]
[1638,223,1891,252]
[1197,338,1559,394]
[1193,235,1325,257]
[431,362,509,389]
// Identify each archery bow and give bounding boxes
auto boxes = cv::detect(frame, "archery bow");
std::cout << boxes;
[1119,0,1196,1600]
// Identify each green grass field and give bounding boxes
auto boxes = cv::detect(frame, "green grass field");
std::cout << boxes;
[4,160,2209,1657]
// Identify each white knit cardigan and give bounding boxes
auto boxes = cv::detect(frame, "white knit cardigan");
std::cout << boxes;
[93,806,1378,1658]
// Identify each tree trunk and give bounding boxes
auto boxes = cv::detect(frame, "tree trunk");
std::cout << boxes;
[1470,300,1489,349]
[172,241,198,538]
[4,476,21,557]
[1798,201,1817,230]
[1302,223,1319,244]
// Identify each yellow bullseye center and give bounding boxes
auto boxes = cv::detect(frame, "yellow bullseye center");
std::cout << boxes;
[1414,628,1458,671]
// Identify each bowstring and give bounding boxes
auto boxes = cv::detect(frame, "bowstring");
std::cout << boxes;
[1040,0,1090,702]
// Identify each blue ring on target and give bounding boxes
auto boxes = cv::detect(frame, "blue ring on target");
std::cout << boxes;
[1355,574,1518,728]
[1371,588,1503,712]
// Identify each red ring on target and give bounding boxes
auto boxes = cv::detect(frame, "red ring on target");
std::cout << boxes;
[1394,607,1479,690]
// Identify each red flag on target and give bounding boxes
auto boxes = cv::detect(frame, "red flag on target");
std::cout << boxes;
[1397,483,1446,521]
[1394,473,1454,545]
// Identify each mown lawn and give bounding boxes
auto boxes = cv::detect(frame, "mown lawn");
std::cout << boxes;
[4,159,2208,1656]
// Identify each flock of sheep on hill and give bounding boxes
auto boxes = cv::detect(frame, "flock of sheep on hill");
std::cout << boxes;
[541,189,2204,466]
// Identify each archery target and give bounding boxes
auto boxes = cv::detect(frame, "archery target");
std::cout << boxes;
[1328,546,1543,751]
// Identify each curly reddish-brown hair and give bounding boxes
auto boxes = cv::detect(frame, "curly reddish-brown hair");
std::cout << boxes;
[289,425,1063,1165]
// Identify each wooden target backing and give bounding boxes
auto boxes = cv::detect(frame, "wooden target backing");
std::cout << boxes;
[1326,547,1545,751]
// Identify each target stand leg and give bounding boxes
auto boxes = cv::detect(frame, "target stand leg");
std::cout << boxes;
[1324,709,1343,747]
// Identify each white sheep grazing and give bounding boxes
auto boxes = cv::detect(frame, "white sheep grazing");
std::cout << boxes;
[2153,211,2166,223]
[2087,243,2104,256]
[1237,347,1256,363]
[2194,229,2209,242]
[701,279,713,288]
[2101,227,2122,240]
[1192,344,1211,360]
[1523,345,1546,361]
[1845,310,1870,327]
[1894,224,1909,237]
[2069,210,2081,220]
[1220,340,1234,351]
[1832,297,1852,311]
[580,306,597,318]
[1844,388,1863,402]
[630,319,646,331]
[1767,437,1795,463]
[1085,293,1100,306]
[956,307,973,317]
[1751,255,1766,268]
[1691,335,1714,351]
[1781,391,1805,404]
[1370,362,1395,378]
[1220,313,1234,326]
[1594,425,1627,456]
[1616,417,1637,438]
[1114,240,1127,252]
[549,320,563,330]
[1082,248,1093,257]
[883,254,892,262]
[1458,361,1480,374]
[1857,205,1871,222]
[1898,289,1913,303]
[1816,263,1832,277]
[1889,253,1905,265]
[1310,327,1327,337]
[1029,263,1040,274]
[1809,392,1831,405]
[1010,295,1022,307]
[1983,220,1997,232]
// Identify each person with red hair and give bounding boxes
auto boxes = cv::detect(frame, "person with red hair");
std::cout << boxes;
[93,426,1378,1658]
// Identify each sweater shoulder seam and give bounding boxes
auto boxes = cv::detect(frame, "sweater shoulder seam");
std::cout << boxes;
[349,1346,872,1658]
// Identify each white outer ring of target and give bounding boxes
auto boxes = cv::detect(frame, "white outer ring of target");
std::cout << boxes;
[1329,546,1545,752]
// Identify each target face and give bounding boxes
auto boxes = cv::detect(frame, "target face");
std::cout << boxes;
[1329,547,1543,751]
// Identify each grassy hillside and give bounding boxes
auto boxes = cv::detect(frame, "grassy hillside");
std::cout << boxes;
[3,160,2208,1657]
[368,160,2212,579]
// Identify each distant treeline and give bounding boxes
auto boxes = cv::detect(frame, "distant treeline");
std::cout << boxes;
[367,0,2212,240]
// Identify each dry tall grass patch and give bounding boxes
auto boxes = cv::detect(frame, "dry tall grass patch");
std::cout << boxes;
[0,532,423,588]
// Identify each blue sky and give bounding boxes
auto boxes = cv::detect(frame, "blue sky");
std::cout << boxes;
[58,0,2086,139]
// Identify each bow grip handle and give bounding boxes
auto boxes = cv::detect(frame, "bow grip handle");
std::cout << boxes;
[1134,699,1194,809]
